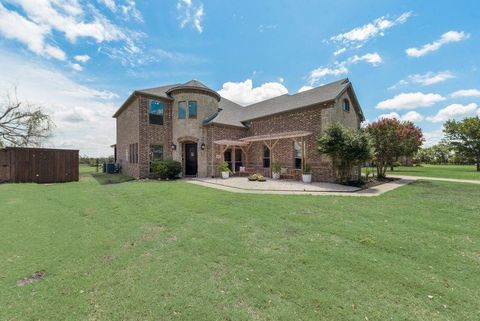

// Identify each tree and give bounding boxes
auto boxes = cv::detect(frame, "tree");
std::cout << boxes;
[317,123,372,183]
[365,118,423,178]
[397,121,424,159]
[0,89,54,147]
[443,116,480,171]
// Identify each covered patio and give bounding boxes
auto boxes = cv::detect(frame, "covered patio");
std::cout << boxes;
[213,130,313,177]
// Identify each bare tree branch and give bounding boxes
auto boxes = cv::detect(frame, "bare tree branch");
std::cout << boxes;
[0,87,54,148]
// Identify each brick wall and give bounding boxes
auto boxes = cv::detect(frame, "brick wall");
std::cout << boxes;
[138,95,173,178]
[116,98,140,177]
[116,86,362,182]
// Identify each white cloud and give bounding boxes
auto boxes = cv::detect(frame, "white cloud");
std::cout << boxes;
[306,52,382,85]
[377,111,424,122]
[390,71,455,89]
[426,103,478,123]
[450,89,480,98]
[0,0,143,65]
[98,0,116,12]
[401,111,424,122]
[218,79,288,106]
[259,24,278,33]
[298,85,313,93]
[307,65,348,85]
[423,129,444,147]
[377,112,400,120]
[74,55,91,63]
[0,3,66,60]
[330,11,411,48]
[0,49,119,156]
[406,31,470,57]
[177,0,204,33]
[377,92,446,110]
[333,47,346,56]
[347,52,382,66]
[70,63,83,71]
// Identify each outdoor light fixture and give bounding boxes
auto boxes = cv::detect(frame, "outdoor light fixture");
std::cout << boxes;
[200,143,206,150]
[171,143,176,151]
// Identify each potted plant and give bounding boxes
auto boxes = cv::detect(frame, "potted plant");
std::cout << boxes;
[271,162,281,179]
[218,161,231,179]
[302,164,312,183]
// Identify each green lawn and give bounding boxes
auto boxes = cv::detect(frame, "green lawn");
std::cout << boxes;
[386,164,480,180]
[1,166,480,320]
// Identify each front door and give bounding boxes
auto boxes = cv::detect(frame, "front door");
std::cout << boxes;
[184,143,198,176]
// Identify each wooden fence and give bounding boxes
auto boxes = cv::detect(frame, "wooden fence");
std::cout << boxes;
[0,147,79,183]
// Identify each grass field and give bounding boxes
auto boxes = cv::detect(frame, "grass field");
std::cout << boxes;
[386,164,480,180]
[1,166,479,320]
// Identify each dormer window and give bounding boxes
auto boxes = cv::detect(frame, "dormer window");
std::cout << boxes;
[342,99,350,112]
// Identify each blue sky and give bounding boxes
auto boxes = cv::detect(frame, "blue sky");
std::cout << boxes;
[0,0,479,156]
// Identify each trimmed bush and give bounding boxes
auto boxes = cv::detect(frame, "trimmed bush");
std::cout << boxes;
[151,160,182,179]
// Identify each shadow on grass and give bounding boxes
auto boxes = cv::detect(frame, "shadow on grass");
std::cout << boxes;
[91,172,135,185]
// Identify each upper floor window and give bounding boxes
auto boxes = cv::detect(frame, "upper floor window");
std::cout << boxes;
[149,100,164,125]
[342,99,350,112]
[188,101,197,119]
[178,101,186,119]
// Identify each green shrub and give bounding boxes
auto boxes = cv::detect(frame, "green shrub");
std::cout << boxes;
[217,161,231,173]
[271,162,281,173]
[151,160,182,179]
[248,174,266,181]
[303,163,312,174]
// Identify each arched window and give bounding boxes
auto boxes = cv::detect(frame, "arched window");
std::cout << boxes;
[342,99,350,112]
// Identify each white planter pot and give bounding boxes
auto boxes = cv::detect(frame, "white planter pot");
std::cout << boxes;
[302,174,312,184]
[221,171,229,179]
[272,172,280,179]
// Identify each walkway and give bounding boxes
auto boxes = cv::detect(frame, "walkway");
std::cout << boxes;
[389,175,480,185]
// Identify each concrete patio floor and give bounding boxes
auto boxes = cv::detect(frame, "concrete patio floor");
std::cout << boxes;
[190,176,360,192]
[186,176,416,196]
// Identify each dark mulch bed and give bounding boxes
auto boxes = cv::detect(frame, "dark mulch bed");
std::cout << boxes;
[341,177,400,189]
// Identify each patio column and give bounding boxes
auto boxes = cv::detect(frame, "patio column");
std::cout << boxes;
[232,146,236,173]
[301,136,305,173]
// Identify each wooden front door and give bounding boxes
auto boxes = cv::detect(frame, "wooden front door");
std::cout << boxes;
[184,143,198,176]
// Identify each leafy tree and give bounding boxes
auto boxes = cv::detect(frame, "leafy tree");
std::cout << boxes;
[365,118,423,177]
[317,123,372,183]
[0,89,53,147]
[443,116,480,171]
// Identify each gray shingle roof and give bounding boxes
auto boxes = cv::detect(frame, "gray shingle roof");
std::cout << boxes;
[204,97,246,127]
[137,84,179,99]
[114,78,363,125]
[241,78,350,121]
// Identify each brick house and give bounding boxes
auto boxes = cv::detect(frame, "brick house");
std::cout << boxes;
[112,78,365,182]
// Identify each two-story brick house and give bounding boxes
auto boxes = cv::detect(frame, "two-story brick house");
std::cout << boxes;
[113,78,365,182]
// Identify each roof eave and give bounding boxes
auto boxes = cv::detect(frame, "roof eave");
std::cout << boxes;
[112,91,174,118]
